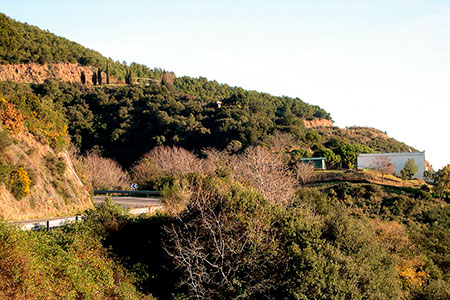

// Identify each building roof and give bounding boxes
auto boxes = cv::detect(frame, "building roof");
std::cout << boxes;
[358,152,424,158]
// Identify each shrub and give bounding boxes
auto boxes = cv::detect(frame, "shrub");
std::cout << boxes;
[0,161,14,184]
[0,98,24,133]
[0,129,12,150]
[9,167,31,200]
[45,154,66,178]
[294,161,316,185]
[401,158,418,180]
[0,221,151,300]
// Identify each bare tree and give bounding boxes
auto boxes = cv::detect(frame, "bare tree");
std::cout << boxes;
[264,132,296,153]
[294,161,316,185]
[131,146,203,182]
[231,146,298,205]
[165,184,281,299]
[201,148,232,175]
[369,156,394,181]
[80,152,130,190]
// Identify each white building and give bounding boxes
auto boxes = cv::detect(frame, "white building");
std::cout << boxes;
[357,152,425,179]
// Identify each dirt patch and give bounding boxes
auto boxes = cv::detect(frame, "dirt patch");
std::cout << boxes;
[302,119,334,128]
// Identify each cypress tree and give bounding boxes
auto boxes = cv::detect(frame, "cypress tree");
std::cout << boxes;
[106,60,110,84]
[80,71,86,84]
[97,68,102,85]
[92,71,97,85]
[125,70,132,85]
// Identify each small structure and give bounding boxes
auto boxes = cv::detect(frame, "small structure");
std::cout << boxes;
[357,152,425,179]
[300,157,326,170]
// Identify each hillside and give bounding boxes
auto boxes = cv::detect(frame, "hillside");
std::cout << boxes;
[0,11,449,300]
[0,83,90,220]
[0,12,418,171]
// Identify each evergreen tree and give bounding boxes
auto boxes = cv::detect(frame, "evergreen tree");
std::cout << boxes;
[125,70,132,85]
[106,60,110,84]
[80,71,86,85]
[401,158,418,179]
[97,68,102,85]
[92,71,97,85]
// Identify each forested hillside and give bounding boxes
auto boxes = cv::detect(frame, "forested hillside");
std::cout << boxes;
[0,11,449,300]
[0,80,411,169]
[0,13,164,80]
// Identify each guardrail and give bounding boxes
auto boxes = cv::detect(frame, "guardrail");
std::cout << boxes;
[94,190,160,196]
[11,205,165,231]
[11,215,84,231]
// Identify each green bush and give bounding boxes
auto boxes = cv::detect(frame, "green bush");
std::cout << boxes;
[0,221,152,299]
[401,158,418,180]
[0,161,14,184]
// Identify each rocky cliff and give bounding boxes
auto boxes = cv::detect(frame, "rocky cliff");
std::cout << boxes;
[302,118,334,128]
[0,62,123,85]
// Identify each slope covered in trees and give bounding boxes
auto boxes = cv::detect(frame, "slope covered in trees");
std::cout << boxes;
[0,13,164,81]
[0,80,412,169]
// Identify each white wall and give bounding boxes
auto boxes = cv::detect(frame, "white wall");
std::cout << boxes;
[357,152,425,179]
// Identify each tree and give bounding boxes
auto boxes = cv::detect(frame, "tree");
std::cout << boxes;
[231,146,297,205]
[166,181,282,299]
[80,71,86,84]
[125,70,132,85]
[314,148,341,169]
[131,146,202,183]
[92,71,97,85]
[401,158,418,180]
[81,152,130,190]
[434,165,450,198]
[161,71,175,85]
[97,68,102,85]
[369,156,394,181]
[106,60,110,84]
[294,161,315,185]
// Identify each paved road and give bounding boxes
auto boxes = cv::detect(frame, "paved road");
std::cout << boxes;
[11,196,163,230]
[93,196,161,209]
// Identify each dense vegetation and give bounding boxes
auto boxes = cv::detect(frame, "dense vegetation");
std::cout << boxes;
[0,80,413,170]
[19,146,446,300]
[0,13,164,80]
[0,216,151,299]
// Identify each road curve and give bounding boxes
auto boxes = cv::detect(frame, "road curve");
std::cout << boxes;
[93,196,161,209]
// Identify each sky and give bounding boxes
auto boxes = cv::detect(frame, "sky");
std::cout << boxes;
[2,0,450,170]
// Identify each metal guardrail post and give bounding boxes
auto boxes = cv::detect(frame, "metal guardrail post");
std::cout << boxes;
[46,220,50,231]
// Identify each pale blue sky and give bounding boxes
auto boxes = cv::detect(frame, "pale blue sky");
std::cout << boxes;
[2,0,450,169]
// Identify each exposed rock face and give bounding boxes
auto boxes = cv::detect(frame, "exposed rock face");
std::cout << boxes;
[302,119,334,128]
[0,131,91,220]
[0,63,122,85]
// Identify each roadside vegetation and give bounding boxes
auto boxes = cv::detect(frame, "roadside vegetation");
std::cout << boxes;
[0,218,152,299]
